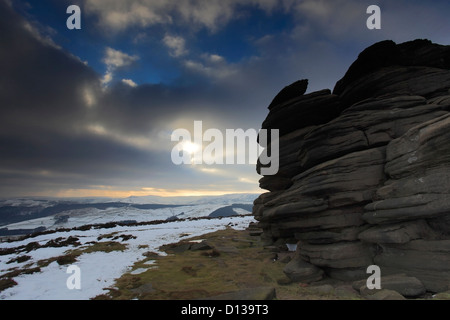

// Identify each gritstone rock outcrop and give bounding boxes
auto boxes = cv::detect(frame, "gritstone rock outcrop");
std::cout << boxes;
[253,39,450,293]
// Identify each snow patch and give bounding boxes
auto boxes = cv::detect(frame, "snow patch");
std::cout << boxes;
[0,216,255,300]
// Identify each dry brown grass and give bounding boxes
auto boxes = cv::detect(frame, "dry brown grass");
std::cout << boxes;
[94,227,336,300]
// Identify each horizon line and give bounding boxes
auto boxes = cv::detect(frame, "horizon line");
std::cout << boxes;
[0,190,262,200]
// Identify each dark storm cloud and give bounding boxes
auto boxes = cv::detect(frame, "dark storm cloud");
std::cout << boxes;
[0,1,265,196]
[0,1,99,135]
[3,0,450,197]
[0,1,166,196]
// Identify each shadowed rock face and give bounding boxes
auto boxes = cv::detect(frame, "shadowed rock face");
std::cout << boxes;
[333,39,450,107]
[268,79,309,110]
[253,39,450,293]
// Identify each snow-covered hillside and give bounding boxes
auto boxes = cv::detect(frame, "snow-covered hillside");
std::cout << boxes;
[0,193,259,234]
[0,215,256,300]
[0,193,259,300]
[2,203,246,232]
[122,193,259,205]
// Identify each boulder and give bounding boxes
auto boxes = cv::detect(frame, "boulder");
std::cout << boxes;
[296,226,368,245]
[257,126,316,191]
[268,79,308,110]
[334,39,450,107]
[283,256,324,283]
[373,240,450,292]
[254,39,450,292]
[298,97,447,171]
[298,241,374,269]
[190,241,213,251]
[385,113,450,179]
[354,273,426,298]
[326,268,368,282]
[334,285,361,299]
[363,289,406,300]
[363,194,450,224]
[256,147,386,239]
[262,89,341,138]
[358,220,435,244]
[336,66,450,108]
[433,290,450,300]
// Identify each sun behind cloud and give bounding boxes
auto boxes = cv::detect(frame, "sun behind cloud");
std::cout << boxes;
[181,141,200,154]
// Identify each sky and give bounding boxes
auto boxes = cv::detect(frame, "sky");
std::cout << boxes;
[1,0,450,199]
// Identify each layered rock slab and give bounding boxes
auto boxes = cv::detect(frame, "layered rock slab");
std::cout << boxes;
[253,39,450,293]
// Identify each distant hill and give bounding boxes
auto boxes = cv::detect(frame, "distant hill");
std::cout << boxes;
[208,204,253,218]
[123,193,259,205]
[0,193,259,227]
[0,202,184,226]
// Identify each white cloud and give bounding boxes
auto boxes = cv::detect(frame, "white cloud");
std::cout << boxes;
[84,0,171,31]
[83,0,282,32]
[291,0,367,39]
[285,0,450,45]
[101,47,139,86]
[175,0,282,31]
[82,86,97,108]
[103,47,139,69]
[183,53,237,79]
[101,71,113,86]
[86,123,160,152]
[81,0,450,46]
[163,34,188,57]
[184,59,236,80]
[122,79,138,87]
[203,53,225,63]
[21,19,61,50]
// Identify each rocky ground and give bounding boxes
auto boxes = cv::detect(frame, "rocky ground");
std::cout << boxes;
[96,223,450,300]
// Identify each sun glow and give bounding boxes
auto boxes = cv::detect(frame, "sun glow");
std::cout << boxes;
[181,141,200,154]
[45,188,260,198]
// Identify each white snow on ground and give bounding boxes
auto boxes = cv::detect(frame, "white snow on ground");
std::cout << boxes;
[3,203,243,231]
[0,215,256,300]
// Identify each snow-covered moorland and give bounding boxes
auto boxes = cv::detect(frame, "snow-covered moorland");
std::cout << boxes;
[0,194,257,300]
